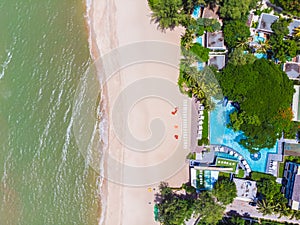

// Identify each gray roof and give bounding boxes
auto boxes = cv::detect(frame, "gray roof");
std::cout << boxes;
[233,178,257,200]
[257,13,278,32]
[206,31,225,49]
[292,175,300,202]
[284,63,300,79]
[289,20,300,36]
[209,55,225,70]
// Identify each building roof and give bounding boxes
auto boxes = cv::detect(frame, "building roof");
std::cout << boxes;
[284,143,300,156]
[292,175,300,203]
[206,31,226,49]
[257,13,278,33]
[208,55,226,70]
[233,178,257,201]
[292,85,300,122]
[289,20,300,36]
[284,63,300,80]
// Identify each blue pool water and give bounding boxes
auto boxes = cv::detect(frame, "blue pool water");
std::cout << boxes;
[196,36,203,46]
[254,53,267,59]
[198,62,204,70]
[254,36,265,43]
[192,6,200,18]
[210,102,278,172]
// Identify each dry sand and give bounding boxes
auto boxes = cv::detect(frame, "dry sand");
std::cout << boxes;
[90,0,190,224]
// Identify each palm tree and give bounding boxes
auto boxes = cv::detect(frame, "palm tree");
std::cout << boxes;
[181,29,195,49]
[275,202,291,218]
[293,26,300,38]
[257,40,271,54]
[150,0,184,31]
[236,37,249,50]
[257,199,274,216]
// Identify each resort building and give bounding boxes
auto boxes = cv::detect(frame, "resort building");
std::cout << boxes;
[291,85,300,122]
[208,55,226,70]
[281,162,300,210]
[283,62,300,80]
[233,178,257,202]
[283,141,300,156]
[206,31,226,50]
[257,13,300,36]
[257,13,278,33]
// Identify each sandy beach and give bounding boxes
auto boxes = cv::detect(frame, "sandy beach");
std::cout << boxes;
[89,0,190,224]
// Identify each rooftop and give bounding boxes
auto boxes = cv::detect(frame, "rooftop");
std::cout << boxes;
[284,63,300,80]
[257,13,278,33]
[206,31,226,49]
[233,178,257,201]
[292,175,300,203]
[284,142,300,156]
[208,55,226,70]
[289,20,300,36]
[292,85,300,122]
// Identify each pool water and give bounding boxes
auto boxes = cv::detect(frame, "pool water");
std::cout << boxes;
[196,36,203,46]
[198,62,204,70]
[254,53,267,59]
[254,35,265,43]
[192,6,200,19]
[209,101,278,172]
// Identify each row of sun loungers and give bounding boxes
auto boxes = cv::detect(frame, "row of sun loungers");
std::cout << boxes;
[268,160,278,174]
[197,104,205,139]
[214,146,252,174]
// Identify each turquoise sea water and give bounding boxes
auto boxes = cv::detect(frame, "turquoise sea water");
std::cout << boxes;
[0,0,102,224]
[210,102,278,172]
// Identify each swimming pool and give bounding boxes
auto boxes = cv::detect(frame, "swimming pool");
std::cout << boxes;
[196,36,203,46]
[254,35,265,43]
[192,6,200,19]
[209,101,278,172]
[198,62,204,70]
[254,53,267,59]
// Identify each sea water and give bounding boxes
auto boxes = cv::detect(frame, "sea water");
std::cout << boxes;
[0,0,103,224]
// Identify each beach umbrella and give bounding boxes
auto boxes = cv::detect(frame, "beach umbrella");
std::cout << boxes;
[199,120,203,125]
[229,151,234,155]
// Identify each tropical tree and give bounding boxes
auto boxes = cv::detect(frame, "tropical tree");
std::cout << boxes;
[216,59,295,151]
[293,26,300,38]
[256,40,271,54]
[181,28,195,49]
[220,0,258,20]
[228,48,256,66]
[212,178,237,205]
[257,199,275,216]
[148,0,185,31]
[223,19,251,49]
[194,191,225,225]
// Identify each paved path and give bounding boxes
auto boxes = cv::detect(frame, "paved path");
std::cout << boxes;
[226,199,299,224]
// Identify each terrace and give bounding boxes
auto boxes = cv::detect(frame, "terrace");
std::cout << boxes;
[206,31,226,50]
[208,55,226,70]
[233,178,257,202]
[257,13,278,33]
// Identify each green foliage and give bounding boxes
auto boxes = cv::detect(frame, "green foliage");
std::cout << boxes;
[220,0,258,19]
[270,0,300,17]
[190,43,210,62]
[251,172,276,182]
[186,152,196,160]
[223,19,251,49]
[148,0,186,31]
[194,191,225,225]
[212,178,237,205]
[157,183,225,225]
[268,18,298,62]
[228,48,256,66]
[181,28,195,49]
[236,169,245,178]
[217,59,295,151]
[189,18,221,36]
[157,182,194,225]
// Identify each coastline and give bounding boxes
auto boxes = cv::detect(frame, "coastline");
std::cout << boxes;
[86,0,188,224]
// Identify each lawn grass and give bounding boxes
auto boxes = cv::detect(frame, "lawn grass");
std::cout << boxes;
[198,109,209,146]
[236,169,245,178]
[215,157,237,172]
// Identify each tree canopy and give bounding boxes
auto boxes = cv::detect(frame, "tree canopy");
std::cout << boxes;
[270,0,300,17]
[212,178,237,205]
[216,59,295,151]
[219,0,258,20]
[223,19,251,49]
[148,0,186,31]
[268,18,298,62]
